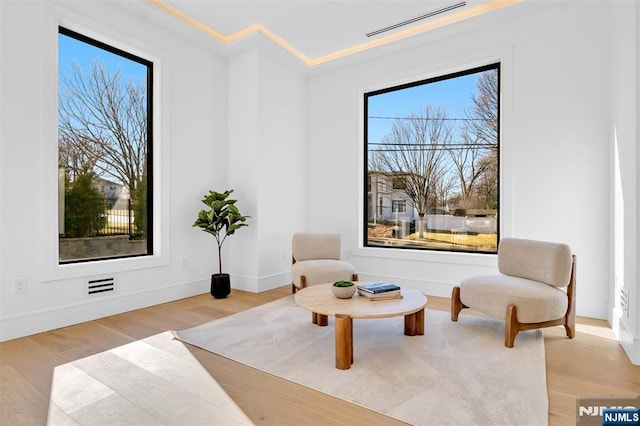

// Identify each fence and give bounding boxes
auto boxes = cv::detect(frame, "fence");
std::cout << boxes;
[387,214,497,239]
[100,198,135,237]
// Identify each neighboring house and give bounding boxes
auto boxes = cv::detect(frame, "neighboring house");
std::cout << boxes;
[368,172,416,224]
[94,177,130,210]
[94,177,129,201]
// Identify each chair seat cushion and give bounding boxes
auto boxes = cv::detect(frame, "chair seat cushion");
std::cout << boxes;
[292,259,355,288]
[460,274,568,323]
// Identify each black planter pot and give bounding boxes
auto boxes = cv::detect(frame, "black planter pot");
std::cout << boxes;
[211,273,231,299]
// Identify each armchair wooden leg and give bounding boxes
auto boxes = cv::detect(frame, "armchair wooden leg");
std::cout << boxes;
[451,286,465,321]
[292,274,307,294]
[564,255,576,338]
[505,304,519,348]
[352,273,358,281]
[564,315,576,338]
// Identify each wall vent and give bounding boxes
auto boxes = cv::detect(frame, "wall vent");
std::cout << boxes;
[365,2,467,38]
[620,288,629,318]
[87,277,115,297]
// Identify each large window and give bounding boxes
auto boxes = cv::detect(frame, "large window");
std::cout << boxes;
[58,27,153,263]
[365,63,499,254]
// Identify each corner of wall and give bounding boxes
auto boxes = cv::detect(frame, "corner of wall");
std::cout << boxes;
[619,321,640,366]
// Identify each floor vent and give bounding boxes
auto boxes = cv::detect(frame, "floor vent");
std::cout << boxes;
[87,277,115,297]
[365,2,467,38]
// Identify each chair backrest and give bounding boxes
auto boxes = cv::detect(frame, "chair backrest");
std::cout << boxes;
[498,238,573,287]
[292,233,342,261]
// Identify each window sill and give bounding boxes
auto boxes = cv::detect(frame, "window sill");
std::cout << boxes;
[43,252,169,283]
[352,246,497,267]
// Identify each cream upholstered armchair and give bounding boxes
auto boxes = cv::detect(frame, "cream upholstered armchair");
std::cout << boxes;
[291,233,358,294]
[451,238,576,347]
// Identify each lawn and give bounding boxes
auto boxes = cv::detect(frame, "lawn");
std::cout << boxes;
[368,224,497,252]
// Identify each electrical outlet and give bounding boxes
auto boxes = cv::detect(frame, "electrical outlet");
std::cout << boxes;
[14,277,27,294]
[180,257,188,268]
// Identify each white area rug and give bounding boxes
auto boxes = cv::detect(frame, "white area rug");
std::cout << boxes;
[174,295,548,426]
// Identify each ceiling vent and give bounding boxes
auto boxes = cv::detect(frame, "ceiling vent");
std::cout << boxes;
[365,2,467,38]
[87,277,116,297]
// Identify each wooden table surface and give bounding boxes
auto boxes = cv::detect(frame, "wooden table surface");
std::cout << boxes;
[294,282,427,319]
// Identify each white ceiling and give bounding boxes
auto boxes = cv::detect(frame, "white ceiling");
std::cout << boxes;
[147,0,524,66]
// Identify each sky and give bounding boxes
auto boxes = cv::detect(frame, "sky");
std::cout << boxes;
[58,32,148,86]
[58,31,149,187]
[367,71,482,144]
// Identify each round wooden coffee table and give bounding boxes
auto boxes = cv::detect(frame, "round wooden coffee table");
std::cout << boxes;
[294,283,427,370]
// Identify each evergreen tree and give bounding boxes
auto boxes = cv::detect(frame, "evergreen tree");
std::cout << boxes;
[64,170,106,238]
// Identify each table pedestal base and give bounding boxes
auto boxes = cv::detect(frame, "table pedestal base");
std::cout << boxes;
[328,308,425,370]
[312,312,328,326]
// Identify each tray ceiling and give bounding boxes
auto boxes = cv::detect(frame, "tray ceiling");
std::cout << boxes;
[148,0,523,66]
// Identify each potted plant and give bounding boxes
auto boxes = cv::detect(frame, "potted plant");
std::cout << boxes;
[193,189,249,299]
[332,281,356,299]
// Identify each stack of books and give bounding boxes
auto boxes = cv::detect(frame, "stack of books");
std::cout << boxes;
[357,282,402,300]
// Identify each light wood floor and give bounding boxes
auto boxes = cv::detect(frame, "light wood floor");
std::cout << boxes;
[1,286,638,425]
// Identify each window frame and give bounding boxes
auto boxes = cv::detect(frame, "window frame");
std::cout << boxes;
[363,63,501,255]
[391,200,407,213]
[57,26,154,264]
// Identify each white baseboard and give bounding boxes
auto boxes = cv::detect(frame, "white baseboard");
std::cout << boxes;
[619,322,640,366]
[230,272,290,293]
[0,278,209,342]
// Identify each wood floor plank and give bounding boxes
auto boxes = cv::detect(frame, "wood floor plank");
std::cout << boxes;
[111,333,255,417]
[31,322,135,362]
[0,336,67,398]
[65,393,164,426]
[46,400,81,426]
[49,363,116,414]
[72,350,252,425]
[0,364,49,426]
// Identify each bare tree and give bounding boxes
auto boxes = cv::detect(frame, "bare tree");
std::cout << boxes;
[448,69,499,210]
[448,131,491,209]
[433,172,456,211]
[58,133,99,182]
[375,106,452,238]
[58,60,148,206]
[474,154,498,209]
[467,70,499,146]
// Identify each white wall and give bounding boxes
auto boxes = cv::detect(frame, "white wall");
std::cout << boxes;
[636,0,640,365]
[0,0,228,341]
[307,1,615,320]
[227,41,307,292]
[609,0,640,364]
